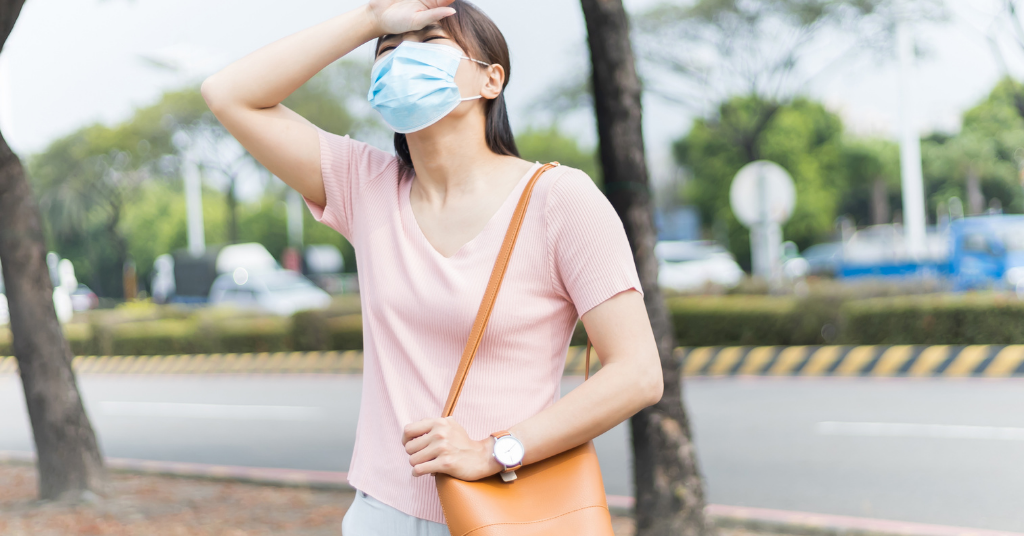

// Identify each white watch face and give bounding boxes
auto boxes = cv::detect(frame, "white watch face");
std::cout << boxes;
[493,436,524,467]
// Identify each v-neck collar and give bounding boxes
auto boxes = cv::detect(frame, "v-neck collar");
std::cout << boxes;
[401,162,542,261]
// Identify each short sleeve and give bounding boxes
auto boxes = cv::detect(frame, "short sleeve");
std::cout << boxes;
[302,126,397,242]
[546,168,645,318]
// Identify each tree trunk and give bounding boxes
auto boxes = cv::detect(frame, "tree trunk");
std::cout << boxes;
[871,178,890,225]
[966,167,984,216]
[0,0,106,500]
[579,1,709,535]
[228,176,238,244]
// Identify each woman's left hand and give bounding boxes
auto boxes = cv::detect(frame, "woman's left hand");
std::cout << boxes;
[403,417,503,480]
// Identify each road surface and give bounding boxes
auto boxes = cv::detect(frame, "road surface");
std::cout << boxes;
[1,374,1022,531]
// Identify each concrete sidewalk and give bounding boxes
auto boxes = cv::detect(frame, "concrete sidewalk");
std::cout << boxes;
[3,451,1018,536]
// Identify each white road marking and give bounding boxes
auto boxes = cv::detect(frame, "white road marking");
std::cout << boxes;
[816,421,1024,441]
[94,401,328,421]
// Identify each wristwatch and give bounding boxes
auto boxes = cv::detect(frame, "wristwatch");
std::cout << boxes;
[490,431,525,482]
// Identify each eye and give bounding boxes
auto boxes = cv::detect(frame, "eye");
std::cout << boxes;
[423,35,448,43]
[377,42,399,57]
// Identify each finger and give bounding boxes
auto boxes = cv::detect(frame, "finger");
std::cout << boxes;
[410,6,457,28]
[404,432,433,455]
[412,456,452,477]
[409,442,445,467]
[402,419,435,444]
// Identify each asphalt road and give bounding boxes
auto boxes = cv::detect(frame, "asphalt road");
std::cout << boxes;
[1,374,1023,531]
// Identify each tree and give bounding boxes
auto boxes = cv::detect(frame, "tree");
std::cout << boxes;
[29,88,211,297]
[579,1,708,535]
[837,138,901,226]
[28,60,379,295]
[920,78,1024,217]
[677,95,852,266]
[634,0,941,251]
[516,126,601,186]
[0,0,106,500]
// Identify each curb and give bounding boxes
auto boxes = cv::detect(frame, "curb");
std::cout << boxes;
[0,345,601,376]
[4,345,1022,377]
[680,345,1024,377]
[0,451,351,491]
[2,452,1019,536]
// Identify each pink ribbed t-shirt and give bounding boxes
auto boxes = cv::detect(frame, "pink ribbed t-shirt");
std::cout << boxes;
[303,126,644,524]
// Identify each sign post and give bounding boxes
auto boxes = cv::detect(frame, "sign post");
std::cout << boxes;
[730,161,796,287]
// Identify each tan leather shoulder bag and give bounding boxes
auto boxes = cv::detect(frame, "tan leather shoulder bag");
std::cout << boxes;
[435,162,616,536]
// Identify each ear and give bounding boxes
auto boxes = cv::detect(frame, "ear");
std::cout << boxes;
[480,64,505,100]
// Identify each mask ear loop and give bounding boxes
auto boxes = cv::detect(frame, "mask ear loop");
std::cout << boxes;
[462,56,491,68]
[459,57,493,102]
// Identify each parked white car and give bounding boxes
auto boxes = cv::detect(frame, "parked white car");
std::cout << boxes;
[208,269,331,316]
[655,240,744,292]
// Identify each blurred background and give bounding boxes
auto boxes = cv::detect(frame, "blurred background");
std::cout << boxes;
[3,0,1024,534]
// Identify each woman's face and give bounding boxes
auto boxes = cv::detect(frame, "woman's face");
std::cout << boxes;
[375,25,500,117]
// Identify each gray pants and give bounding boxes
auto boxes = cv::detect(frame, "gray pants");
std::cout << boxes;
[342,489,452,536]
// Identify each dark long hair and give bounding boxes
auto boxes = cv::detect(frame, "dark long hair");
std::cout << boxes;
[374,1,519,171]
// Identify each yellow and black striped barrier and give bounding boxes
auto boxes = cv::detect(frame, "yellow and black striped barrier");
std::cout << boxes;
[0,351,365,375]
[680,345,1024,377]
[3,345,1022,377]
[0,345,601,376]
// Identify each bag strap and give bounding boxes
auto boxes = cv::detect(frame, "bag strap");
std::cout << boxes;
[442,162,593,418]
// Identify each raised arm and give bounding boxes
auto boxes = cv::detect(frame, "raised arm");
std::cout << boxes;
[200,1,456,206]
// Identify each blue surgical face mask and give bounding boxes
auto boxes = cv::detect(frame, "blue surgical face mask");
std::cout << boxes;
[367,41,490,134]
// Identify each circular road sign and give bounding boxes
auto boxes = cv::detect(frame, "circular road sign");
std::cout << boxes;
[729,160,796,227]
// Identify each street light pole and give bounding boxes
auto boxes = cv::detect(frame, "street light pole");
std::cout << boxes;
[897,19,927,259]
[182,148,206,257]
[287,187,304,248]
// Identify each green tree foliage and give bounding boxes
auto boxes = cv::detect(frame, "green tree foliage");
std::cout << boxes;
[28,61,374,297]
[835,137,900,225]
[675,96,850,266]
[677,77,1024,271]
[26,88,206,297]
[921,78,1024,216]
[515,126,601,186]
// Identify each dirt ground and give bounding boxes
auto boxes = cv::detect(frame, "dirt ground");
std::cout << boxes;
[0,464,645,536]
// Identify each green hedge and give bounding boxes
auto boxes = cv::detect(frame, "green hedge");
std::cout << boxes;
[6,293,1024,356]
[291,310,363,351]
[839,293,1024,345]
[667,295,838,346]
[667,292,1024,347]
[1,323,95,356]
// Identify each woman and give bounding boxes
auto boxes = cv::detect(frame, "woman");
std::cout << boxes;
[201,1,664,534]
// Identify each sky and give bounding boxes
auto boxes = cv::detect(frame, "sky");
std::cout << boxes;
[2,0,1024,191]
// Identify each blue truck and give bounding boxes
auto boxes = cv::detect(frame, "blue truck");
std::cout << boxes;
[837,215,1024,291]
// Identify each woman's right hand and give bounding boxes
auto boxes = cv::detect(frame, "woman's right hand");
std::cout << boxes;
[368,0,457,36]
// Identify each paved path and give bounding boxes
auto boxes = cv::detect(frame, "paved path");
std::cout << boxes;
[1,374,1022,531]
